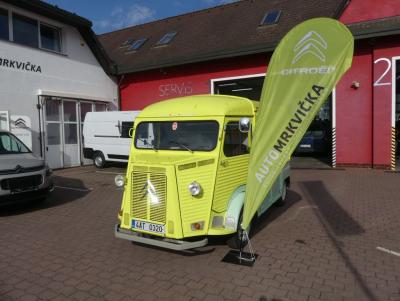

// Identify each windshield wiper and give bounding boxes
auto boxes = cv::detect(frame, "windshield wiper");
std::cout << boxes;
[169,141,193,153]
[136,138,158,151]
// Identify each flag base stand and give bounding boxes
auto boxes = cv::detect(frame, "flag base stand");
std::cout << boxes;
[221,250,258,267]
[222,228,257,267]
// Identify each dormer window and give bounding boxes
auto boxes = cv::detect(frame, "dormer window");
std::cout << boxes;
[127,38,147,51]
[157,32,177,46]
[120,38,134,47]
[260,10,281,26]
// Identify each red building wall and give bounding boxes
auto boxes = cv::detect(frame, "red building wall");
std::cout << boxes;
[335,42,373,166]
[372,39,400,167]
[120,54,269,110]
[340,0,400,24]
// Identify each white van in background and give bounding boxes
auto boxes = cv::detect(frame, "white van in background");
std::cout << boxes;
[83,111,140,168]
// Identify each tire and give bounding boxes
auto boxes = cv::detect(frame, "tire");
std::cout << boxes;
[93,151,106,168]
[226,212,252,249]
[274,181,288,207]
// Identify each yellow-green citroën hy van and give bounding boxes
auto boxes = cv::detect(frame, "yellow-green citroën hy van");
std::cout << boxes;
[115,95,290,250]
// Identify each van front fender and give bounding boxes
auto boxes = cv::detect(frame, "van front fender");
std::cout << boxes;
[225,185,246,231]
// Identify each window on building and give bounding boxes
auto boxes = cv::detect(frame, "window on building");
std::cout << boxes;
[157,32,177,46]
[40,23,61,52]
[95,103,107,111]
[0,8,9,41]
[64,124,77,144]
[127,38,147,51]
[120,122,134,138]
[120,38,133,47]
[80,102,93,122]
[12,13,38,48]
[260,10,281,26]
[223,122,249,157]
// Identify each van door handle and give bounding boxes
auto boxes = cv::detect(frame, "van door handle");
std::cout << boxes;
[220,160,229,167]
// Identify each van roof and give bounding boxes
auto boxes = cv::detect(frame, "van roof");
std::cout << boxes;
[138,95,258,118]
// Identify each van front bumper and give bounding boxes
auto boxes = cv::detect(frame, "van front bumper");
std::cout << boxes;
[115,224,208,251]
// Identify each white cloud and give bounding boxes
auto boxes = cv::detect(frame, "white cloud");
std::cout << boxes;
[94,4,156,33]
[124,4,155,27]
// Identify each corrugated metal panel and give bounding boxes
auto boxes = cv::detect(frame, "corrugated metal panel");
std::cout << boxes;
[176,162,216,235]
[131,169,167,224]
[213,155,249,212]
[131,171,147,220]
[149,173,167,223]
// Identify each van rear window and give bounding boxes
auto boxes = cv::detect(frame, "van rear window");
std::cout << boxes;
[135,121,219,152]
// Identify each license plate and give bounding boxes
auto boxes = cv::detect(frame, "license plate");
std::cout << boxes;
[132,220,165,235]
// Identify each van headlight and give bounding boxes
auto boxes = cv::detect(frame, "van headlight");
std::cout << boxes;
[114,175,126,187]
[188,181,202,196]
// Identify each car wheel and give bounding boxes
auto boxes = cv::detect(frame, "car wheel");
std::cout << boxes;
[275,181,288,207]
[94,151,106,168]
[226,212,251,250]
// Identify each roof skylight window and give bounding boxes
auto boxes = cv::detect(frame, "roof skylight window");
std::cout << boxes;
[127,38,148,51]
[157,32,177,46]
[120,38,133,47]
[260,10,281,26]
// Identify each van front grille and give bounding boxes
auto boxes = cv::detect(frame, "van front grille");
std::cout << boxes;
[131,170,167,224]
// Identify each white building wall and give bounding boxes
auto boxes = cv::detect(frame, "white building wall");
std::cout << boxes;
[0,2,118,157]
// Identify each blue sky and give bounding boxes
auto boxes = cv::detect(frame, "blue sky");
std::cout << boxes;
[44,0,238,34]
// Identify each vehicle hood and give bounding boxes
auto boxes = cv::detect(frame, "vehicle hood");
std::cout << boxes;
[0,153,45,171]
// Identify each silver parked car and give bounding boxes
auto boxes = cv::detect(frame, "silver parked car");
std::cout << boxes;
[0,130,53,204]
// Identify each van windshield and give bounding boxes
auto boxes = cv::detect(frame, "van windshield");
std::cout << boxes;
[135,121,219,151]
[0,132,31,154]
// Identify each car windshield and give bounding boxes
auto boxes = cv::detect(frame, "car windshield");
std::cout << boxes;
[135,121,219,151]
[0,132,31,154]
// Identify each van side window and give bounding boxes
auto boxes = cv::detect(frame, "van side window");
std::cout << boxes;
[223,122,249,157]
[120,122,134,138]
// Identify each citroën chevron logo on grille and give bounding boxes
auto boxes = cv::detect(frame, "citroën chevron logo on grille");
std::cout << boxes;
[140,180,159,205]
[292,31,328,64]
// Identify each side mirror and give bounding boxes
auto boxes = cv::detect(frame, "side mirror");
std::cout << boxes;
[239,117,251,133]
[128,128,134,138]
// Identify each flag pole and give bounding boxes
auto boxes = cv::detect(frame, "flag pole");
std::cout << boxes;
[238,228,244,263]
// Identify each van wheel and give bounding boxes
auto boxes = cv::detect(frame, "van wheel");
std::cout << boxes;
[275,182,288,207]
[93,151,106,168]
[226,213,251,249]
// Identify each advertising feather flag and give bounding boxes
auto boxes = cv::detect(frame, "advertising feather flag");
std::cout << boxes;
[242,18,354,229]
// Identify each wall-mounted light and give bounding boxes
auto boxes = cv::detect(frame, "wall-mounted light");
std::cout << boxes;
[351,81,360,89]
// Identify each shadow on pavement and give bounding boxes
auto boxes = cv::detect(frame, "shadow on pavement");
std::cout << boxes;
[300,180,378,301]
[131,241,216,257]
[301,180,365,236]
[103,162,127,169]
[0,176,90,216]
[251,189,303,237]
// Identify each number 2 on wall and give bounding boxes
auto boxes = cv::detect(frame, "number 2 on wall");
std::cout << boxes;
[374,58,392,87]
